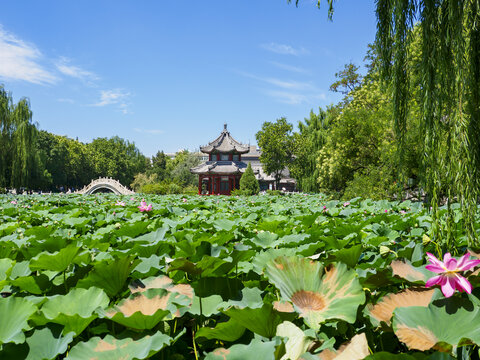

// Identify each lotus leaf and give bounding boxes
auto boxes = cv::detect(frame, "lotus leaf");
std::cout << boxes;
[101,288,190,329]
[196,318,246,342]
[366,288,437,326]
[276,321,314,360]
[393,300,480,351]
[25,328,74,360]
[0,297,37,344]
[66,331,174,360]
[76,256,135,296]
[39,287,109,334]
[204,339,278,360]
[265,256,365,328]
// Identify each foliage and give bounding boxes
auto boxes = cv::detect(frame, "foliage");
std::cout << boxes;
[166,150,200,187]
[240,163,260,195]
[376,1,480,247]
[0,193,478,358]
[130,173,158,192]
[256,118,294,189]
[0,87,39,189]
[290,108,332,193]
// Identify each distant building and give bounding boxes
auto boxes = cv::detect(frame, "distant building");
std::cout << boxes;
[190,125,296,194]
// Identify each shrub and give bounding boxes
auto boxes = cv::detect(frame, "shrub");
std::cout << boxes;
[240,163,260,195]
[266,190,283,196]
[182,185,198,195]
[141,183,165,194]
[231,189,247,196]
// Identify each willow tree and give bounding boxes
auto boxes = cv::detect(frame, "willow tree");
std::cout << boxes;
[290,0,480,247]
[375,1,480,248]
[0,87,38,189]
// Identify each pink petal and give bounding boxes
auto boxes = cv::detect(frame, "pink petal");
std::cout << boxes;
[425,264,445,273]
[454,274,472,294]
[456,253,470,269]
[425,275,444,288]
[458,259,480,271]
[440,277,456,297]
[426,252,444,268]
[445,258,458,271]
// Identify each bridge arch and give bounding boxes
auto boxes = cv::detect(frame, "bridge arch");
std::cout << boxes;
[76,178,135,195]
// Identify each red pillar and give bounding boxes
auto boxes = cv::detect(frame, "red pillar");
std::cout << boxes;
[198,175,202,194]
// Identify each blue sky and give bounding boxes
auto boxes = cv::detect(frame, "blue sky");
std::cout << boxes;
[0,1,377,156]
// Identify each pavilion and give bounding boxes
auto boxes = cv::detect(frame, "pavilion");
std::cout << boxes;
[190,124,249,195]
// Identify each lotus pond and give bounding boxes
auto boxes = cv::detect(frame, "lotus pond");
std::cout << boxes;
[1,194,480,359]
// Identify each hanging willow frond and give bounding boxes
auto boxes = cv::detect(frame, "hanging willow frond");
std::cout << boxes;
[377,0,480,246]
[289,0,335,19]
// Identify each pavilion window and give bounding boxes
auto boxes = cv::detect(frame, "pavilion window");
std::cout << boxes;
[232,154,239,161]
[220,154,229,161]
[212,154,218,161]
[220,177,229,192]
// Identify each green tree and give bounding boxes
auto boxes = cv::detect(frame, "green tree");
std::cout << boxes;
[240,163,260,195]
[255,118,294,189]
[0,87,40,189]
[376,1,480,246]
[88,136,147,187]
[149,151,169,181]
[167,150,200,187]
[290,107,332,192]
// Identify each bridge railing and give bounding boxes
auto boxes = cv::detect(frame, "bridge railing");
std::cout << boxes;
[75,177,134,194]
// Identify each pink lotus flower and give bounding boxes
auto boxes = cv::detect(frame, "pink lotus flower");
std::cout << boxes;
[425,252,480,297]
[323,206,327,210]
[384,209,388,213]
[138,201,152,212]
[10,200,17,205]
[182,198,187,203]
[343,202,350,207]
[130,197,135,201]
[115,201,126,206]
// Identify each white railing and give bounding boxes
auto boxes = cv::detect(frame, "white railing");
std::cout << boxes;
[75,177,134,195]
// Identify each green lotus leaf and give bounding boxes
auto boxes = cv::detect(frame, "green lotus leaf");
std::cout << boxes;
[66,331,174,360]
[204,339,278,360]
[11,274,51,294]
[196,318,246,342]
[223,303,285,338]
[393,299,480,352]
[334,244,363,267]
[189,294,224,316]
[0,297,37,344]
[25,328,74,360]
[29,245,81,272]
[39,287,109,335]
[100,288,189,330]
[0,258,13,281]
[76,256,136,296]
[265,256,365,329]
[224,287,264,309]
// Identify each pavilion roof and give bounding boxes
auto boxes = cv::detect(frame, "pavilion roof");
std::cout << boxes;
[200,124,249,154]
[190,161,247,175]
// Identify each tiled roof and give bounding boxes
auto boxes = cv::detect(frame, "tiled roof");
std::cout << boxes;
[190,161,248,175]
[200,124,249,154]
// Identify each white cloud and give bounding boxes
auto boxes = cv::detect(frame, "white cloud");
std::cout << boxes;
[0,26,57,84]
[264,90,326,105]
[238,71,315,91]
[269,61,308,74]
[134,128,164,135]
[57,98,75,104]
[260,42,308,56]
[55,57,99,83]
[93,89,130,107]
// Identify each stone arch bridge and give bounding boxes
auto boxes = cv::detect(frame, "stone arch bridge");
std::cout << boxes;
[75,177,135,195]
